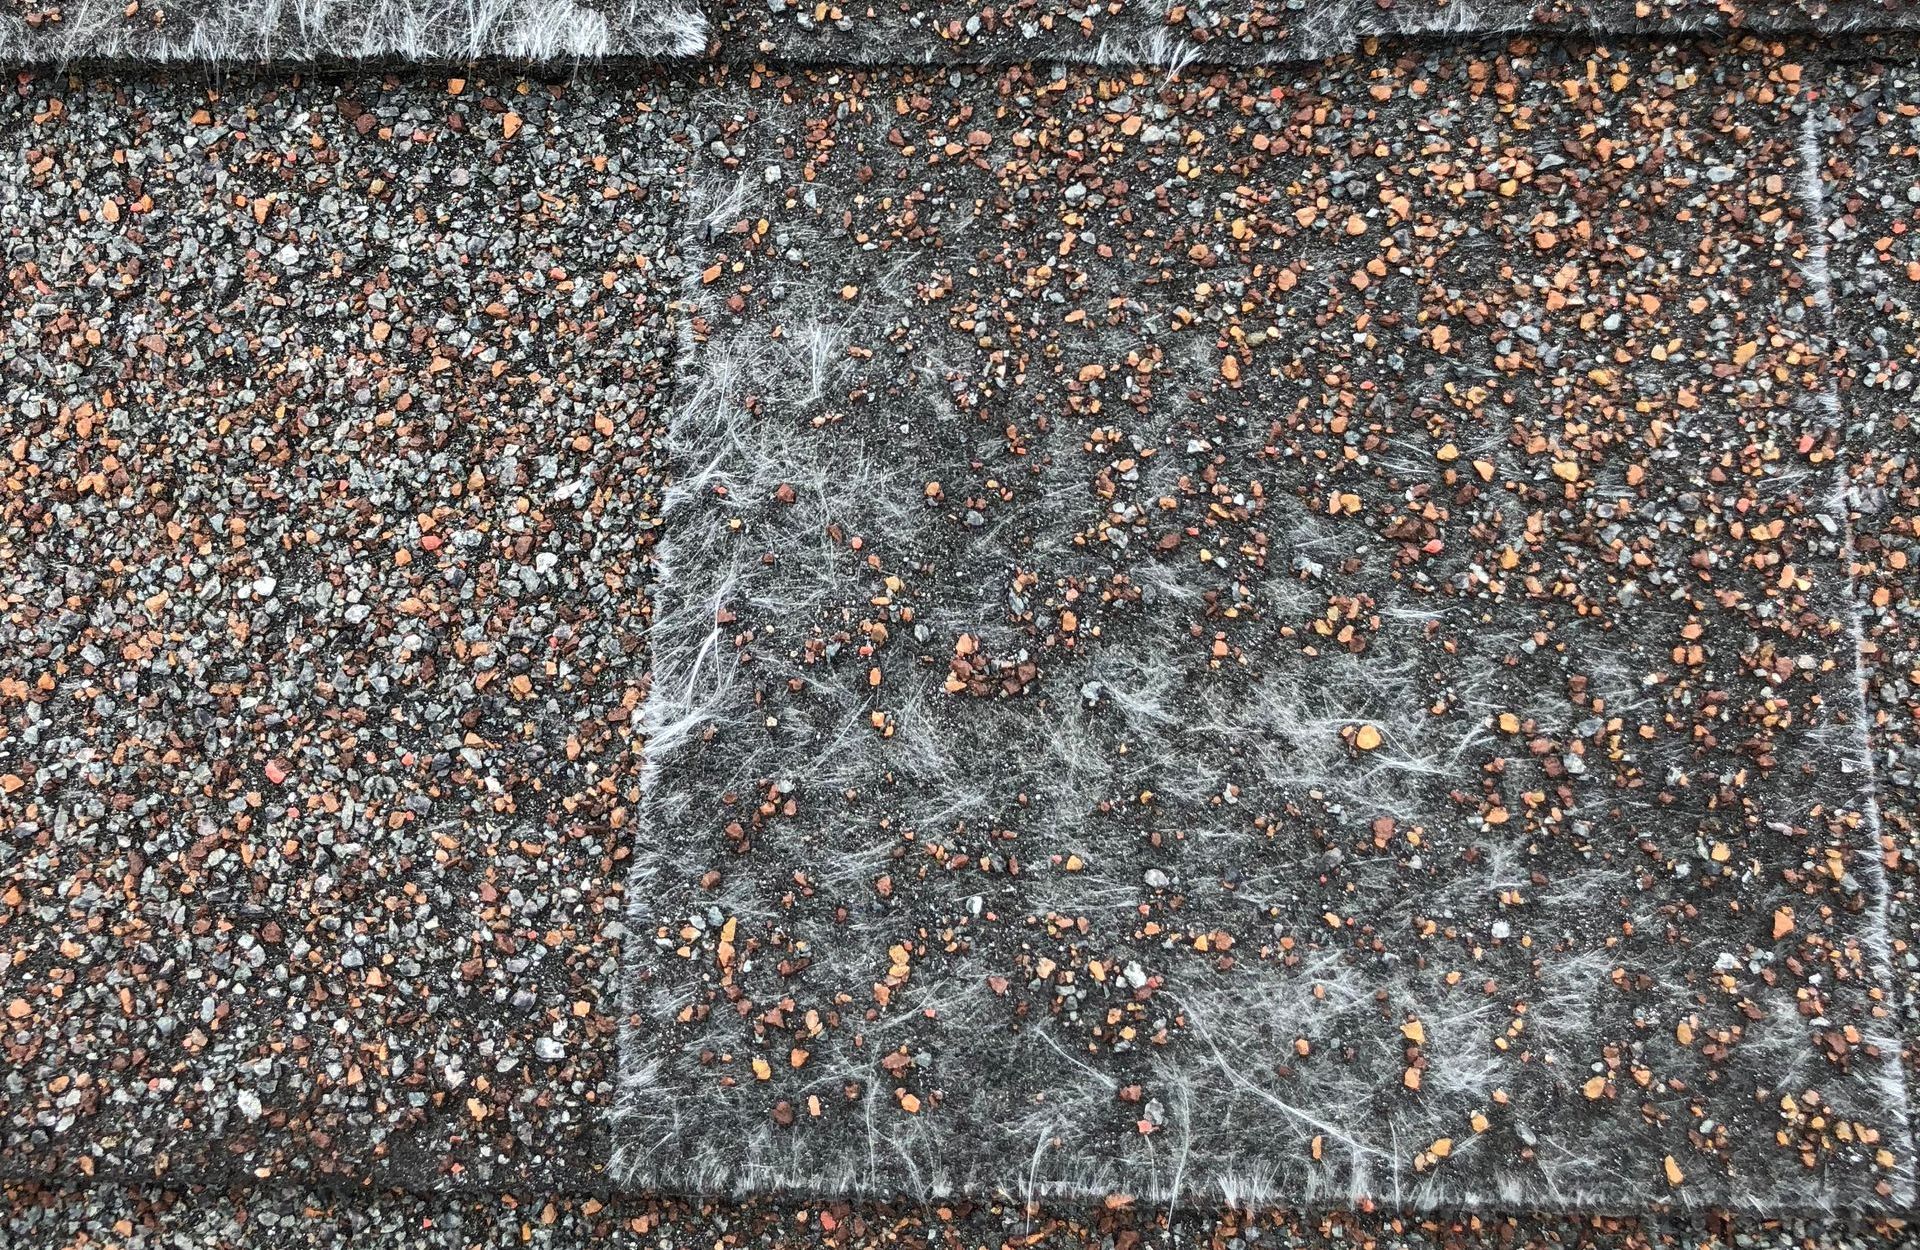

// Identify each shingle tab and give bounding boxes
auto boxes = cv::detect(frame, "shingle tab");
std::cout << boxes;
[0,71,684,1190]
[708,1,1920,66]
[617,47,1911,1210]
[1818,55,1920,1174]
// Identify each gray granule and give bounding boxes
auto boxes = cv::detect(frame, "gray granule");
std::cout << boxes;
[0,68,687,1192]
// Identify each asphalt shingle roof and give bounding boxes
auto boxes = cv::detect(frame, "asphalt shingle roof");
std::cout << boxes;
[3,6,1920,1247]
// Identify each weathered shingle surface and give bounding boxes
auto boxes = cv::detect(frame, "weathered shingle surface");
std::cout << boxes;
[1820,50,1920,1204]
[7,1179,1905,1248]
[710,0,1920,64]
[3,0,1917,66]
[619,45,1909,1211]
[0,71,684,1191]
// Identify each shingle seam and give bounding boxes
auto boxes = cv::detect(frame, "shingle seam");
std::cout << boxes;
[1799,66,1920,1206]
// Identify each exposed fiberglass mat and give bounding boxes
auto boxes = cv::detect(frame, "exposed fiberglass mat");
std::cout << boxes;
[0,0,706,63]
[617,46,1913,1211]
